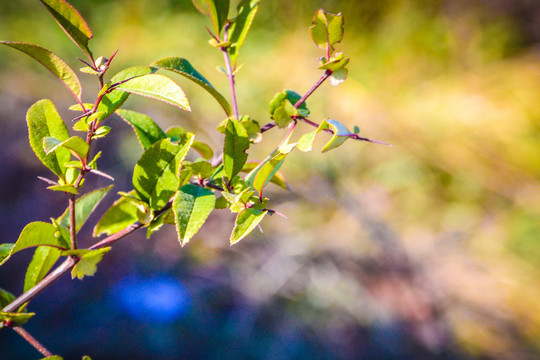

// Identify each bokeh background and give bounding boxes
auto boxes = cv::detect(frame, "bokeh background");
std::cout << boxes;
[1,0,540,359]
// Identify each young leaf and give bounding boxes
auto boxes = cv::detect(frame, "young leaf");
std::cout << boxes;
[38,0,93,58]
[0,288,15,308]
[47,184,78,194]
[43,136,89,160]
[42,356,64,360]
[245,143,296,198]
[24,246,62,292]
[191,141,214,160]
[62,248,111,280]
[329,67,347,86]
[224,118,249,180]
[0,222,67,266]
[0,42,81,100]
[133,136,194,210]
[207,0,230,36]
[269,90,310,119]
[319,119,352,152]
[56,185,113,232]
[309,9,344,53]
[173,184,216,246]
[297,130,317,152]
[93,193,139,237]
[241,162,288,189]
[227,0,259,66]
[27,100,71,179]
[191,0,210,15]
[116,74,190,111]
[116,109,166,150]
[151,57,232,116]
[0,311,35,326]
[230,208,267,245]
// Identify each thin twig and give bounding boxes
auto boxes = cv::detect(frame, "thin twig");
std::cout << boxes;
[293,70,332,109]
[12,326,53,357]
[221,22,239,119]
[68,195,77,249]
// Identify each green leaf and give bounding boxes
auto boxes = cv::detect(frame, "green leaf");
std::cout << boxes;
[329,67,347,86]
[173,184,215,246]
[230,208,267,245]
[0,311,35,326]
[38,0,93,58]
[62,248,111,280]
[133,137,194,210]
[224,118,249,180]
[227,0,259,66]
[269,90,310,119]
[27,99,70,179]
[319,119,353,152]
[0,222,67,266]
[47,184,78,194]
[0,288,15,309]
[297,130,317,152]
[96,66,157,122]
[241,162,288,189]
[0,244,15,265]
[41,356,64,360]
[44,136,89,160]
[116,74,190,111]
[0,42,81,100]
[192,141,214,160]
[318,52,350,72]
[92,126,110,139]
[188,159,215,179]
[151,57,232,116]
[207,0,230,36]
[309,9,344,52]
[272,100,296,128]
[192,0,210,15]
[245,143,296,198]
[116,109,166,150]
[93,193,139,237]
[56,185,113,232]
[24,246,62,292]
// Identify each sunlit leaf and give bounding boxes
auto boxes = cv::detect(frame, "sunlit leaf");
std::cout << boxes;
[38,0,93,58]
[0,288,15,309]
[269,90,310,119]
[192,141,214,160]
[116,109,166,150]
[320,119,352,152]
[116,74,190,111]
[133,137,194,210]
[173,184,215,246]
[227,0,259,65]
[309,9,344,52]
[241,162,288,189]
[0,42,81,100]
[0,311,35,326]
[56,185,113,232]
[224,118,249,180]
[230,208,267,245]
[27,100,70,179]
[43,136,89,160]
[62,248,111,280]
[93,192,139,237]
[151,57,231,116]
[0,222,67,266]
[24,246,62,292]
[47,184,78,194]
[207,0,230,36]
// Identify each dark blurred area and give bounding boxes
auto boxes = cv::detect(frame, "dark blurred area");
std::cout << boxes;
[1,0,540,359]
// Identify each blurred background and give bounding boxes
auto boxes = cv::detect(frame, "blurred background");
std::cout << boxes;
[1,0,540,359]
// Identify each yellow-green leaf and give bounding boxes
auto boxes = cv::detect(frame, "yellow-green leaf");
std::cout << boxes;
[173,184,215,246]
[230,208,267,245]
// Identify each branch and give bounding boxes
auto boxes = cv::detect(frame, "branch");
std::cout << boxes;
[220,22,239,119]
[293,69,332,110]
[12,326,53,357]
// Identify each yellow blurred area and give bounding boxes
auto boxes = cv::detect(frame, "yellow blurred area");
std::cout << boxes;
[1,0,540,358]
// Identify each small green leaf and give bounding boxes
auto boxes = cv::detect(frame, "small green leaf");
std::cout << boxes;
[0,288,15,309]
[191,141,214,160]
[272,100,296,128]
[93,193,139,237]
[62,248,111,280]
[329,67,347,86]
[188,160,215,179]
[24,246,62,292]
[192,0,210,15]
[116,109,166,150]
[27,99,70,179]
[116,74,190,111]
[92,126,110,139]
[318,52,350,72]
[0,244,15,265]
[309,9,344,52]
[297,130,317,152]
[269,90,310,119]
[0,311,35,326]
[0,41,81,100]
[207,0,230,36]
[44,136,89,160]
[151,57,232,116]
[245,143,296,198]
[47,184,78,194]
[320,119,353,152]
[56,185,113,232]
[133,137,194,210]
[73,119,89,132]
[239,117,261,143]
[173,184,215,246]
[224,118,249,180]
[241,162,287,189]
[0,222,67,266]
[80,66,98,75]
[41,356,64,360]
[227,0,259,66]
[230,208,267,245]
[38,0,93,58]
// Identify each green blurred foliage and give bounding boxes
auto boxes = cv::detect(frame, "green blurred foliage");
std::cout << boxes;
[2,0,540,358]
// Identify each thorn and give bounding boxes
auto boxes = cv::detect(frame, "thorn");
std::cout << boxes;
[88,169,115,181]
[37,176,58,186]
[256,223,264,234]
